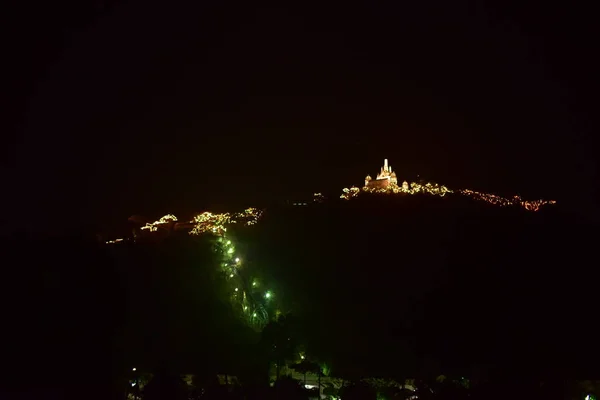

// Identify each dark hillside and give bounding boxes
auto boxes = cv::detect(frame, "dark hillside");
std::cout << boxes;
[243,194,597,379]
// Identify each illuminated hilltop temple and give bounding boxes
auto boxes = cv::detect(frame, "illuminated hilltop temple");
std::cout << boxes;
[340,158,556,212]
[365,159,407,190]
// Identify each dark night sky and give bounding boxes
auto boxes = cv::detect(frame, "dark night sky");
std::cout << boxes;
[5,1,598,234]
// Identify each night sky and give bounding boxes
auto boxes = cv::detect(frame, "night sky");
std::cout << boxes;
[6,1,598,234]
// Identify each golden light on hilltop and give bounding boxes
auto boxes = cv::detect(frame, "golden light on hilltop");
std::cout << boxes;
[341,182,555,211]
[342,159,556,212]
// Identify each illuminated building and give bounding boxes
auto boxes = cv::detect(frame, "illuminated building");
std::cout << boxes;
[365,159,399,189]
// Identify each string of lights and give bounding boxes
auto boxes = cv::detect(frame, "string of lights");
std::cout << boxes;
[341,181,555,212]
[140,214,178,232]
[201,226,274,329]
[458,189,556,212]
[189,208,262,235]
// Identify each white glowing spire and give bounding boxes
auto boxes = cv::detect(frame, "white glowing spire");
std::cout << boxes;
[384,158,388,172]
